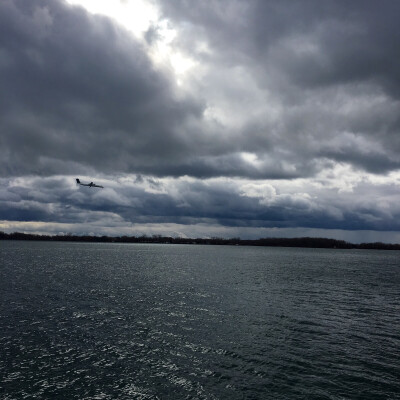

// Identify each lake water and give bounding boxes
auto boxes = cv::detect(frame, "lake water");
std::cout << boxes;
[1,241,399,399]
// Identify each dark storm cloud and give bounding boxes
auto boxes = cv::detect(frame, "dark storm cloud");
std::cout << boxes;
[157,0,400,91]
[156,0,400,175]
[2,0,399,181]
[0,0,203,177]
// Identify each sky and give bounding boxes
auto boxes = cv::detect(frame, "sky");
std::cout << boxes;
[1,0,400,243]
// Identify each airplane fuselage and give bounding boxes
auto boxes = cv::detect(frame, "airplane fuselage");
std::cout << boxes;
[76,178,103,188]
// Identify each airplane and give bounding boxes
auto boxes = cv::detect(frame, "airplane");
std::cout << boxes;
[76,178,104,188]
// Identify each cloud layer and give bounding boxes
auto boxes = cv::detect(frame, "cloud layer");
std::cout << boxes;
[2,170,400,239]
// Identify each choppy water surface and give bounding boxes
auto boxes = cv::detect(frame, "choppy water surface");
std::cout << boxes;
[1,241,399,399]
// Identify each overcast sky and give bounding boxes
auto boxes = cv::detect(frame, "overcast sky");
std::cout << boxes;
[1,0,400,242]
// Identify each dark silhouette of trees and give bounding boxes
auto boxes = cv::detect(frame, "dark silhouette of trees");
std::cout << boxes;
[1,231,399,250]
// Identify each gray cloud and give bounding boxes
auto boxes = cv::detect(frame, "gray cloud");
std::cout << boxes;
[155,0,400,175]
[1,0,399,180]
[2,176,400,234]
[158,0,400,92]
[2,0,400,240]
[0,0,203,177]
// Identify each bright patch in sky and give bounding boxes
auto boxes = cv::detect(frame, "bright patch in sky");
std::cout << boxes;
[65,0,196,84]
[241,152,262,168]
[65,0,157,36]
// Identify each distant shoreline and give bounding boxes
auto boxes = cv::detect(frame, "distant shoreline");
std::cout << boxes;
[1,231,400,250]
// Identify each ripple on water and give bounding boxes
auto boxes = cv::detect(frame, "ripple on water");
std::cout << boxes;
[1,242,399,399]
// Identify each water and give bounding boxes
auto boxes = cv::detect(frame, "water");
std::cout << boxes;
[1,241,399,399]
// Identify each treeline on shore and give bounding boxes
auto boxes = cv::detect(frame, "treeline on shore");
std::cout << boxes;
[1,231,400,250]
